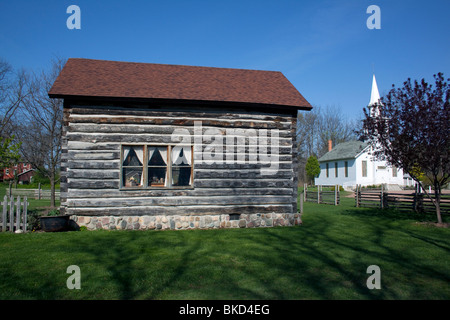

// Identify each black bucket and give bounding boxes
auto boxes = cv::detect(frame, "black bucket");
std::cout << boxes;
[40,215,70,232]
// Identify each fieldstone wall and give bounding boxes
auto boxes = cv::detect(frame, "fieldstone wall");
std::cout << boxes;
[71,213,302,231]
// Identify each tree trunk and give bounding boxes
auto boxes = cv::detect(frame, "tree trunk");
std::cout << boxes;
[434,182,442,224]
[415,179,443,224]
[50,171,56,208]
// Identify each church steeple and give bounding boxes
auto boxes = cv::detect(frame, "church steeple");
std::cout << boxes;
[369,74,380,106]
[368,74,381,117]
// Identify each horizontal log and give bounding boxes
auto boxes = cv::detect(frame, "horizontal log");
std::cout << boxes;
[65,160,294,170]
[66,195,293,208]
[194,169,293,179]
[66,122,292,139]
[67,170,119,179]
[67,141,120,151]
[66,187,294,198]
[194,162,293,170]
[68,160,120,169]
[359,196,381,200]
[67,177,295,190]
[66,132,293,148]
[67,151,120,161]
[66,168,293,180]
[66,204,294,216]
[193,179,294,189]
[68,118,293,132]
[69,105,294,121]
[68,180,119,189]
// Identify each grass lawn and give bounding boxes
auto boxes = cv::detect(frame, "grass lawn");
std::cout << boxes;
[0,192,449,300]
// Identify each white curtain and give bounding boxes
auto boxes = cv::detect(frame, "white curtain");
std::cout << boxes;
[172,146,183,165]
[122,146,131,165]
[158,147,168,165]
[134,147,144,166]
[134,147,144,185]
[172,146,192,165]
[148,147,156,163]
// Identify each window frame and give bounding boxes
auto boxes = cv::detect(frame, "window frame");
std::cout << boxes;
[120,143,194,190]
[362,160,367,177]
[392,165,397,177]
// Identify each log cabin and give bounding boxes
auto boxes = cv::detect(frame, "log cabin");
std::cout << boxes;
[48,58,312,230]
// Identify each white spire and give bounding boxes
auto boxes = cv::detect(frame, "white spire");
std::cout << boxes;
[369,74,380,106]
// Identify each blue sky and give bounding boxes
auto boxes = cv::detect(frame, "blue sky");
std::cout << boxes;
[1,0,449,120]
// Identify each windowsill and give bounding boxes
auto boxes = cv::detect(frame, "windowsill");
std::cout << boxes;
[119,186,194,191]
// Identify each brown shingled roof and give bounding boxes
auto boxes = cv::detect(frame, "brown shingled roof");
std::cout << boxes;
[48,58,311,111]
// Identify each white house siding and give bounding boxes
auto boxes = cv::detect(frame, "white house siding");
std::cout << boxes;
[315,159,356,187]
[315,152,404,189]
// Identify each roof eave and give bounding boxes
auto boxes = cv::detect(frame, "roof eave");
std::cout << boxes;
[49,94,312,115]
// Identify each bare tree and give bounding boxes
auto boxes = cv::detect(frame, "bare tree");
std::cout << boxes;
[0,59,30,136]
[14,58,65,207]
[317,106,359,157]
[296,105,359,184]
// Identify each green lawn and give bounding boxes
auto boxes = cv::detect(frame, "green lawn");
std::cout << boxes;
[0,193,449,300]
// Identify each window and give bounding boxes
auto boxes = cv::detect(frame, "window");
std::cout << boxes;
[362,160,367,177]
[171,146,193,187]
[344,161,348,177]
[335,162,338,177]
[122,146,144,187]
[392,165,397,177]
[121,145,193,189]
[148,147,168,187]
[326,163,329,178]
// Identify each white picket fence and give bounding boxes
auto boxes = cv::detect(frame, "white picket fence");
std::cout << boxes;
[1,195,29,233]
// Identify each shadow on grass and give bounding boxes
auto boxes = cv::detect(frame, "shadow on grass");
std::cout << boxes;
[69,230,204,299]
[15,205,448,300]
[226,205,450,299]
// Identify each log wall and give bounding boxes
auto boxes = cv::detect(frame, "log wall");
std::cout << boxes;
[61,103,300,228]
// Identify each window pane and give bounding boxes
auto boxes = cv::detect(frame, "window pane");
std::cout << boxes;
[172,166,192,186]
[362,161,367,177]
[172,146,192,165]
[123,146,143,166]
[122,146,144,187]
[148,167,167,186]
[148,147,168,165]
[172,146,192,186]
[122,167,143,187]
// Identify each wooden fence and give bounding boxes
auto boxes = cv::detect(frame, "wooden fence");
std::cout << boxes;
[1,195,29,232]
[4,188,60,200]
[355,185,450,214]
[304,184,340,205]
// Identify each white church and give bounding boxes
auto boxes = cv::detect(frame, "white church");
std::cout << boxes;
[314,75,405,190]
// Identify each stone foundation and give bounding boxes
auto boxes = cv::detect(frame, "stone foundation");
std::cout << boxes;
[71,213,302,231]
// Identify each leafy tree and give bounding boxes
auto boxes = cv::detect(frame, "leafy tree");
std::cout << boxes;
[305,155,320,185]
[0,58,28,178]
[0,136,20,167]
[360,73,449,223]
